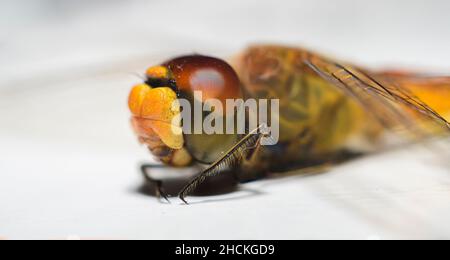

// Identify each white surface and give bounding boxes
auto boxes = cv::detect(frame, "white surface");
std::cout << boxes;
[1,0,450,239]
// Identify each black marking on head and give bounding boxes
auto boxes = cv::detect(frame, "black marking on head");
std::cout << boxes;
[145,77,178,92]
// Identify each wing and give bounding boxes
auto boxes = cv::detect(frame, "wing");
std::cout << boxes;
[303,52,450,140]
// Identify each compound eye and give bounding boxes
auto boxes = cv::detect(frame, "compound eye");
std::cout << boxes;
[165,55,242,103]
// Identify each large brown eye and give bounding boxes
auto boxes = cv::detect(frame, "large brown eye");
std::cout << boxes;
[165,55,242,164]
[165,55,242,102]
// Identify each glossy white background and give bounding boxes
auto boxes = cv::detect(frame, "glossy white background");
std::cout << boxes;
[0,0,449,239]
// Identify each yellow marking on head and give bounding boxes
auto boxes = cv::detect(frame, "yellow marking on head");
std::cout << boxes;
[129,85,183,149]
[146,66,170,79]
[128,83,151,116]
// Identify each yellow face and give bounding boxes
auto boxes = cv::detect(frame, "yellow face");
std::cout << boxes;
[128,82,183,150]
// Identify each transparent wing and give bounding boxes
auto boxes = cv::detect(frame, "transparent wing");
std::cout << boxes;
[303,53,450,139]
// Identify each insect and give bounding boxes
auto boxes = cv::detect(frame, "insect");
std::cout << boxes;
[128,45,450,204]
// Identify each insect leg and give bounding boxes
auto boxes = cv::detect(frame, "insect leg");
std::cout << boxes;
[140,164,170,203]
[178,125,268,204]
